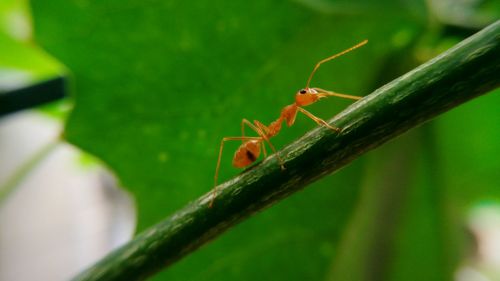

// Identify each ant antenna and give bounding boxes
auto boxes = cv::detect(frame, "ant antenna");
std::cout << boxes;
[305,39,368,89]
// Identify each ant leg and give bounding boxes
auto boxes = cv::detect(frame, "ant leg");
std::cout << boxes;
[250,122,268,158]
[253,120,271,136]
[211,136,261,208]
[265,139,285,170]
[242,119,285,170]
[241,119,251,139]
[297,107,341,132]
[261,141,268,158]
[242,118,271,136]
[314,88,362,100]
[252,122,285,170]
[242,118,270,143]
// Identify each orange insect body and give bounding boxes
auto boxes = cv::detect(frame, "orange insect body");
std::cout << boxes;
[210,40,368,207]
[233,140,261,168]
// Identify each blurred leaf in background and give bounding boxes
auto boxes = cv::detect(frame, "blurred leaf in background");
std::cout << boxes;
[8,0,496,280]
[0,0,65,116]
[0,0,31,42]
[1,2,137,281]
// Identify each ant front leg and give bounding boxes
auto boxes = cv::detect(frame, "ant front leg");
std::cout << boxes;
[296,107,341,132]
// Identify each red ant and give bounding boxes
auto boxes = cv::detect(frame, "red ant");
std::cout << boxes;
[210,40,368,207]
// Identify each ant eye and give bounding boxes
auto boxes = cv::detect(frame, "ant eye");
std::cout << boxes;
[299,89,307,94]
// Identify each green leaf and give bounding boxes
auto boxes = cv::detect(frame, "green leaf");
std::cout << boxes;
[0,0,66,115]
[31,0,423,223]
[30,0,499,280]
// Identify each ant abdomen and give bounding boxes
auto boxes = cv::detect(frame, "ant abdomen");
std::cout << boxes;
[232,140,261,168]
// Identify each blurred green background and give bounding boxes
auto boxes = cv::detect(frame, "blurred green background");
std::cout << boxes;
[1,0,499,280]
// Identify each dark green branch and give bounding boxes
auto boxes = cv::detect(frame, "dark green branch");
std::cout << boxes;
[73,21,500,281]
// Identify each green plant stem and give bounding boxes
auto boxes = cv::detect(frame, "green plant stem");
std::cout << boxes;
[73,20,500,281]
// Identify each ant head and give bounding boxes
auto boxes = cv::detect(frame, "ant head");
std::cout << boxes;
[295,88,319,106]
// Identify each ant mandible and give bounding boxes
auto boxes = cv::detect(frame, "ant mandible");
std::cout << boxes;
[210,39,368,207]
